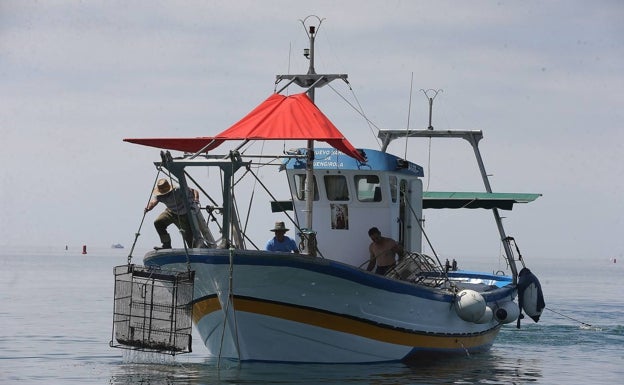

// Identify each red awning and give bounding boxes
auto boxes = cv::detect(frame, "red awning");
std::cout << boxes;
[124,93,365,161]
[123,137,222,153]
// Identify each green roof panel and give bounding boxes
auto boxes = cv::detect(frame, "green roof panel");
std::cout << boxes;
[423,191,541,210]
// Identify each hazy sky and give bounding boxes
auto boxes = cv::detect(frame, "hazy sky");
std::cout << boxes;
[1,1,622,261]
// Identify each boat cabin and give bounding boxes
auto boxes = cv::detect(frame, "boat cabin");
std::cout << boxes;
[283,148,424,267]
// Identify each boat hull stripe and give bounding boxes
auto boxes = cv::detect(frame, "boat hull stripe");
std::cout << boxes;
[192,295,500,349]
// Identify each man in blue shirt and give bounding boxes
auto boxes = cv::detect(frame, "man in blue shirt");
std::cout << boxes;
[265,221,299,253]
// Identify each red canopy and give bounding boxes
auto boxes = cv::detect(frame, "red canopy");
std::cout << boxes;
[123,136,220,153]
[124,93,365,162]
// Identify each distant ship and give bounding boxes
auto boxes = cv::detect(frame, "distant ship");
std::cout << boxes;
[111,243,124,249]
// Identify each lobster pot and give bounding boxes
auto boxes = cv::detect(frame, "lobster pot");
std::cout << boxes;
[110,264,195,355]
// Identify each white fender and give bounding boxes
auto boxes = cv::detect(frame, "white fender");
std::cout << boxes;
[517,268,545,323]
[495,301,520,324]
[475,305,494,324]
[455,290,486,322]
[521,282,545,322]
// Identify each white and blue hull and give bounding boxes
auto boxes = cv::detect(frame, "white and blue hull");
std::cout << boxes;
[144,248,516,363]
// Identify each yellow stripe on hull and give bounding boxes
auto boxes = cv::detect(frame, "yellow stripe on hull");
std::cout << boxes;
[192,295,499,350]
[192,296,221,323]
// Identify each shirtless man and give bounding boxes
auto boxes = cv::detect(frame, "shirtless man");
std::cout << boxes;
[366,227,404,275]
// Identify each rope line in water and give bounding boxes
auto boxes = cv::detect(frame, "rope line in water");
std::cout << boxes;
[545,307,592,327]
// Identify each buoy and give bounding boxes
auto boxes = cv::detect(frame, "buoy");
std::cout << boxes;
[518,268,545,323]
[475,306,494,324]
[82,245,87,254]
[494,301,520,324]
[455,289,486,322]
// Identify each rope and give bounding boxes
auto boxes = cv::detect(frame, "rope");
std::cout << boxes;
[545,307,593,327]
[217,247,241,368]
[327,82,382,149]
[401,185,445,274]
[404,72,414,160]
[242,141,265,236]
[228,247,241,363]
[127,171,163,265]
[184,170,219,207]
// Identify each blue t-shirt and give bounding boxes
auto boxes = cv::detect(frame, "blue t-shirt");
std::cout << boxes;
[265,236,298,253]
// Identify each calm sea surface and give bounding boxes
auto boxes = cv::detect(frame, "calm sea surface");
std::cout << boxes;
[1,246,622,384]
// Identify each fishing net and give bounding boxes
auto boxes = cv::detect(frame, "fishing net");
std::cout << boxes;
[110,264,194,355]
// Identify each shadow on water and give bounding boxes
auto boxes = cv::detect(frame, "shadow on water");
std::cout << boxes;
[109,349,543,385]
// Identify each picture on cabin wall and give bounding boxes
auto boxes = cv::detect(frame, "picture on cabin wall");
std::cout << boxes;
[330,203,349,230]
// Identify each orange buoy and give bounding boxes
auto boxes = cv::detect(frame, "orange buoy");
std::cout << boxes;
[82,245,87,254]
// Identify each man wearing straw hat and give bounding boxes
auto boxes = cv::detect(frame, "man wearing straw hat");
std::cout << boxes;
[145,178,198,250]
[265,221,299,253]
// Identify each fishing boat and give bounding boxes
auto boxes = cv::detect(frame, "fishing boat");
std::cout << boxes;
[114,17,544,363]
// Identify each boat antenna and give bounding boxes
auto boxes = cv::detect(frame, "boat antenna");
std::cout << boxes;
[285,41,293,95]
[403,72,414,160]
[300,16,325,84]
[421,89,442,191]
[421,89,442,130]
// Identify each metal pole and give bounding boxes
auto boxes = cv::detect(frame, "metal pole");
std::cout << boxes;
[465,134,518,283]
[302,25,317,256]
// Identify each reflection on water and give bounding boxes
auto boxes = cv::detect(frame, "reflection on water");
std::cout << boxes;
[3,253,621,384]
[109,349,542,385]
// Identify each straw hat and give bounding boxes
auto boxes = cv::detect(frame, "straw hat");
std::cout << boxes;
[154,178,174,196]
[270,221,289,232]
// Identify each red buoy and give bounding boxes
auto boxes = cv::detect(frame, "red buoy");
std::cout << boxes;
[82,245,87,254]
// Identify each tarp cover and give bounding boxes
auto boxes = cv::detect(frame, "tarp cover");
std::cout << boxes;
[124,93,365,161]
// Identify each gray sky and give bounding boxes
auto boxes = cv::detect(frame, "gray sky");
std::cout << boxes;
[1,0,622,261]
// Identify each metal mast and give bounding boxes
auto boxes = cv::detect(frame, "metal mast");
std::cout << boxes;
[378,129,519,283]
[275,16,348,256]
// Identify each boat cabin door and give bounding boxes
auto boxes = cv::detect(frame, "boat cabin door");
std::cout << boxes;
[398,177,423,253]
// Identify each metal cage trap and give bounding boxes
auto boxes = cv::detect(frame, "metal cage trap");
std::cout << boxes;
[110,264,195,355]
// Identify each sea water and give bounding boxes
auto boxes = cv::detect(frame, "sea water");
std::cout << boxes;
[1,246,622,384]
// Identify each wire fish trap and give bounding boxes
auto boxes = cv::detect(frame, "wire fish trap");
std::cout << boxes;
[110,264,195,355]
[385,252,446,287]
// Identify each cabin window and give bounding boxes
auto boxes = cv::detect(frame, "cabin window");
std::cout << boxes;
[293,174,319,201]
[355,175,381,202]
[389,176,398,203]
[324,175,350,201]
